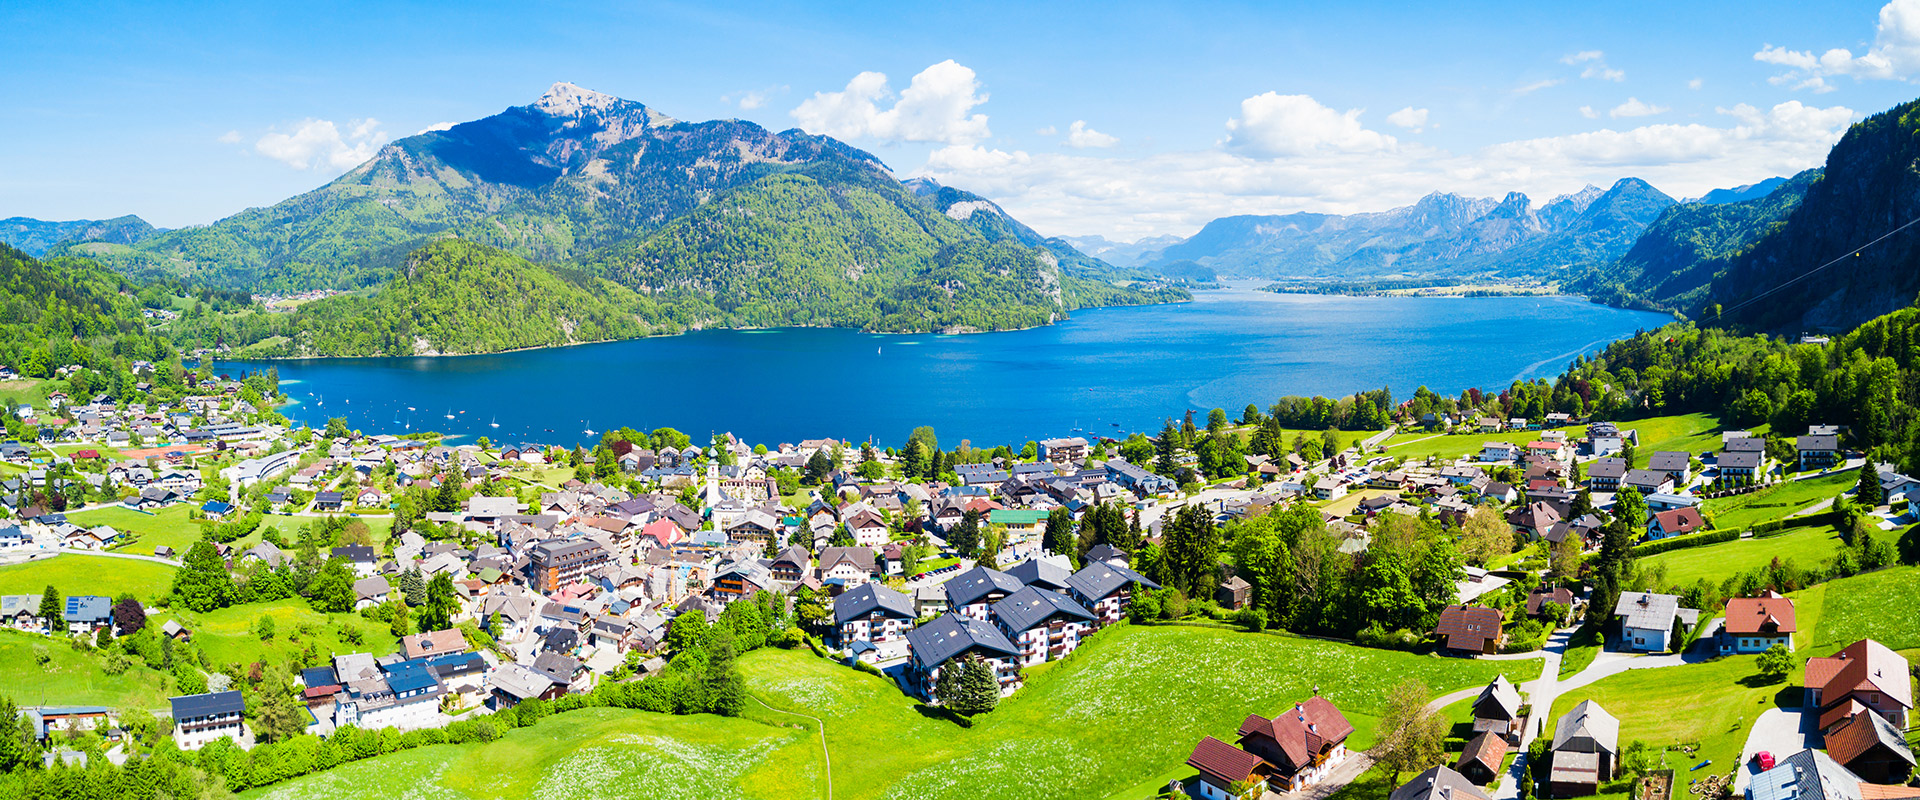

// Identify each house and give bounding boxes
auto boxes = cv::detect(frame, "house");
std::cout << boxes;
[1645,507,1706,540]
[832,582,916,648]
[65,596,112,635]
[1527,441,1567,462]
[1620,469,1674,496]
[1457,732,1510,786]
[943,566,1025,621]
[1434,605,1504,656]
[1585,458,1627,491]
[169,690,246,750]
[1508,502,1563,541]
[1185,736,1271,800]
[1471,674,1524,743]
[1236,697,1355,793]
[1548,700,1619,797]
[1065,561,1160,625]
[1718,449,1765,480]
[400,628,468,660]
[1392,766,1493,800]
[842,509,890,549]
[1646,451,1691,484]
[1798,432,1840,471]
[1103,457,1176,495]
[1749,749,1898,800]
[312,491,345,512]
[1805,639,1912,731]
[990,586,1097,666]
[769,546,811,582]
[352,576,390,610]
[1824,710,1916,785]
[1038,437,1089,465]
[1612,592,1699,653]
[902,612,1023,703]
[1717,592,1795,655]
[1216,576,1251,610]
[1480,442,1520,463]
[331,545,379,577]
[486,663,562,711]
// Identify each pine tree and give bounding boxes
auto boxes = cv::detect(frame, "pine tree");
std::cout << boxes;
[947,655,1000,715]
[1855,462,1885,507]
[950,509,982,558]
[1154,420,1180,475]
[37,586,63,634]
[704,635,747,716]
[1043,508,1076,563]
[399,568,426,606]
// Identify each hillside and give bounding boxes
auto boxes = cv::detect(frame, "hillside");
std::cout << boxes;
[57,83,1182,339]
[1566,169,1818,312]
[0,215,155,256]
[1696,176,1789,205]
[1699,97,1920,332]
[172,239,660,357]
[0,243,175,377]
[1143,179,1672,280]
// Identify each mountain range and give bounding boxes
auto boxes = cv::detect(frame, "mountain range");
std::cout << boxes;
[1112,178,1675,280]
[40,82,1182,342]
[0,215,155,257]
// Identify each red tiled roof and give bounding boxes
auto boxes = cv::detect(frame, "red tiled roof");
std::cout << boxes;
[1187,736,1265,787]
[1651,507,1705,534]
[1238,697,1355,770]
[1824,710,1889,766]
[1819,699,1867,732]
[1435,605,1504,652]
[1812,640,1913,711]
[1458,731,1509,772]
[1722,595,1797,636]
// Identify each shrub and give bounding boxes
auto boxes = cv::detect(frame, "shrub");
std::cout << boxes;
[1231,607,1268,632]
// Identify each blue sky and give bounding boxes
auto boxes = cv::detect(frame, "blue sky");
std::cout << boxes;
[5,0,1920,239]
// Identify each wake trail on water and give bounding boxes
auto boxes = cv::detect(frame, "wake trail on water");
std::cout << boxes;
[1508,337,1616,385]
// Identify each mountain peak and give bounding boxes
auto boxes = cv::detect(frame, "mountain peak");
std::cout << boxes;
[533,82,622,117]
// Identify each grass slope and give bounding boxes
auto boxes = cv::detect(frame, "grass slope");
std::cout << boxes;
[159,599,401,669]
[0,555,176,601]
[1639,523,1858,588]
[0,629,174,709]
[69,505,204,556]
[1703,472,1853,531]
[1798,565,1920,653]
[1548,654,1790,777]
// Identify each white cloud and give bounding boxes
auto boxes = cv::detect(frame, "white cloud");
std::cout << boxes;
[1386,107,1429,131]
[1757,0,1920,89]
[1562,50,1625,81]
[1064,120,1118,148]
[217,130,242,144]
[1688,77,1704,90]
[416,122,454,135]
[1035,125,1058,135]
[1579,106,1599,119]
[1514,79,1563,95]
[790,60,990,144]
[722,86,785,110]
[253,118,387,170]
[1224,92,1396,157]
[916,100,1854,240]
[1609,98,1669,118]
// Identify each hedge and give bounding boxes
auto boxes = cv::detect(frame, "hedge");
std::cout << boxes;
[1633,528,1740,556]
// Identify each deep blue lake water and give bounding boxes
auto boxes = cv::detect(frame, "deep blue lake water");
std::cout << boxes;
[233,285,1670,449]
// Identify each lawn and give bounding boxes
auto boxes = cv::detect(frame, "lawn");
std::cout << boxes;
[0,554,177,601]
[1639,523,1863,588]
[1319,488,1396,516]
[241,707,812,800]
[1382,425,1591,461]
[1624,413,1725,467]
[1796,564,1920,654]
[742,623,1538,800]
[1548,654,1792,776]
[0,629,175,710]
[69,504,205,556]
[160,598,401,670]
[1559,624,1602,678]
[1702,472,1854,531]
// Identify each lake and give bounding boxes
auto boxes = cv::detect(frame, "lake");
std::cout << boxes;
[233,285,1670,448]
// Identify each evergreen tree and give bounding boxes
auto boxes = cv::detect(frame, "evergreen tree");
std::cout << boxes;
[946,655,1000,715]
[1855,462,1885,507]
[1042,508,1077,564]
[399,568,426,606]
[37,585,63,634]
[418,572,458,633]
[171,541,236,613]
[704,634,747,716]
[1154,420,1179,475]
[950,509,982,558]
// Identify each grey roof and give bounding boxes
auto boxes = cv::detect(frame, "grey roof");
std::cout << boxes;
[1004,558,1073,592]
[943,566,1025,607]
[1622,468,1670,489]
[1798,434,1840,452]
[905,612,1019,670]
[1749,749,1861,800]
[1066,561,1161,601]
[169,690,244,719]
[1586,458,1627,480]
[1725,436,1766,452]
[1647,451,1690,473]
[990,585,1096,633]
[832,582,917,625]
[1389,766,1493,800]
[1550,699,1620,754]
[1474,674,1522,719]
[1613,592,1693,632]
[1720,450,1763,470]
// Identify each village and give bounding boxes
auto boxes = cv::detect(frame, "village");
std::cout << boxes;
[0,370,1913,800]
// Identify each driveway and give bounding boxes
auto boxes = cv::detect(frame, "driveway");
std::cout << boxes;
[1733,708,1817,794]
[1272,753,1375,800]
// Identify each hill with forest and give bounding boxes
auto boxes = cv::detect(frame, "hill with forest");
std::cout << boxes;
[53,83,1181,341]
[0,215,155,257]
[1140,178,1674,280]
[0,243,177,382]
[170,239,659,358]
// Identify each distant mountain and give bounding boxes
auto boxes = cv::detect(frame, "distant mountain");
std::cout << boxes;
[1144,179,1672,280]
[1694,177,1790,206]
[0,215,155,256]
[174,239,658,358]
[1699,98,1920,332]
[1566,169,1818,313]
[65,83,1181,337]
[1061,233,1187,269]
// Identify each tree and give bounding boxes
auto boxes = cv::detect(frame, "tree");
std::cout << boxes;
[307,558,356,613]
[323,417,350,440]
[399,568,426,606]
[804,450,835,485]
[1550,534,1584,582]
[1154,420,1180,475]
[1612,486,1648,534]
[388,600,410,638]
[942,655,1000,715]
[1855,462,1885,507]
[1460,505,1513,566]
[171,541,236,612]
[418,572,457,633]
[704,634,747,716]
[1899,523,1920,566]
[1757,643,1794,683]
[255,614,275,641]
[1042,508,1077,563]
[1370,679,1449,791]
[111,596,146,636]
[950,509,982,558]
[253,666,307,743]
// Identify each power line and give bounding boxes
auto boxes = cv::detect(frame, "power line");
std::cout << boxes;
[1712,214,1920,322]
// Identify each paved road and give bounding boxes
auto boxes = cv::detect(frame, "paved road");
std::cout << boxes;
[1733,708,1816,794]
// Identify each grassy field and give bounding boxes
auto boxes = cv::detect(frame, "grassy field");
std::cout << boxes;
[1548,654,1789,775]
[1559,625,1602,678]
[242,707,812,800]
[1639,523,1861,588]
[0,554,176,601]
[1382,425,1590,461]
[1796,565,1920,653]
[69,505,205,556]
[1703,472,1854,531]
[1319,488,1396,516]
[49,443,125,460]
[1625,413,1725,466]
[160,598,401,669]
[0,629,175,709]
